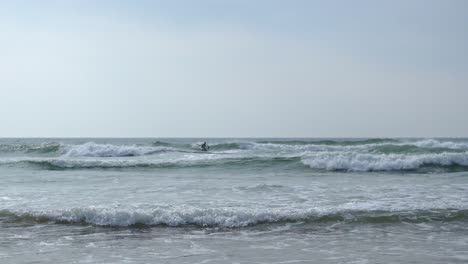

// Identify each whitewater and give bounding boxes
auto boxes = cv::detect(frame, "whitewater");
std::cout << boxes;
[1,138,468,264]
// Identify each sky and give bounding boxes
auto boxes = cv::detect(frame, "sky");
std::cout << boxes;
[0,0,467,137]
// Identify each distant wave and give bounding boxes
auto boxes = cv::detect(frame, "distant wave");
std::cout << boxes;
[152,141,252,151]
[301,151,468,172]
[54,140,468,158]
[61,142,176,157]
[257,138,399,146]
[256,139,468,151]
[157,139,401,151]
[209,142,253,150]
[0,139,467,156]
[151,141,172,147]
[1,208,466,228]
[2,151,468,172]
[411,139,468,150]
[1,139,468,172]
[0,143,60,154]
[371,144,463,154]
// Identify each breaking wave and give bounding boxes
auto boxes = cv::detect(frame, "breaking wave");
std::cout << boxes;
[61,142,175,157]
[1,208,466,228]
[412,139,468,150]
[1,139,468,172]
[2,152,468,172]
[301,151,468,172]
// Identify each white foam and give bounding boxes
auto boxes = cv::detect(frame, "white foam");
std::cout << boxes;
[11,207,317,227]
[301,151,468,171]
[48,158,156,168]
[61,142,172,157]
[253,139,468,152]
[411,139,468,150]
[5,204,467,227]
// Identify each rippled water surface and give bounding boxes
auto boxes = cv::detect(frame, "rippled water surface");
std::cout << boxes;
[1,138,468,263]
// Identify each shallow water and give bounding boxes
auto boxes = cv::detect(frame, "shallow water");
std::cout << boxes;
[1,138,468,263]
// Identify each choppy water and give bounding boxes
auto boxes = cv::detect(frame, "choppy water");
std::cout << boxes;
[1,138,468,263]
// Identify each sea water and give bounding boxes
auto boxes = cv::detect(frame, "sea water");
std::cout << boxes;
[1,138,468,263]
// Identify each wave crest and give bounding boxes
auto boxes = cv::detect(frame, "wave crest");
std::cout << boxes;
[61,142,172,157]
[412,139,468,150]
[2,208,466,227]
[301,151,468,171]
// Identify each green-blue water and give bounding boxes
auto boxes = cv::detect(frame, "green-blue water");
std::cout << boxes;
[1,138,468,263]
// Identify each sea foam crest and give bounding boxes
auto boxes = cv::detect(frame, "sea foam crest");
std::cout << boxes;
[411,139,468,150]
[301,151,468,171]
[3,207,467,227]
[5,207,311,227]
[61,142,171,157]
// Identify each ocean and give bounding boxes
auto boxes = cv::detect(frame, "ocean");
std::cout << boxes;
[1,138,468,263]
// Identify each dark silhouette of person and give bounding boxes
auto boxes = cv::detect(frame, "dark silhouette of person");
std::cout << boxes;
[201,142,208,151]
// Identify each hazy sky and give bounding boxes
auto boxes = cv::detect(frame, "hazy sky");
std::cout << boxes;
[1,0,467,137]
